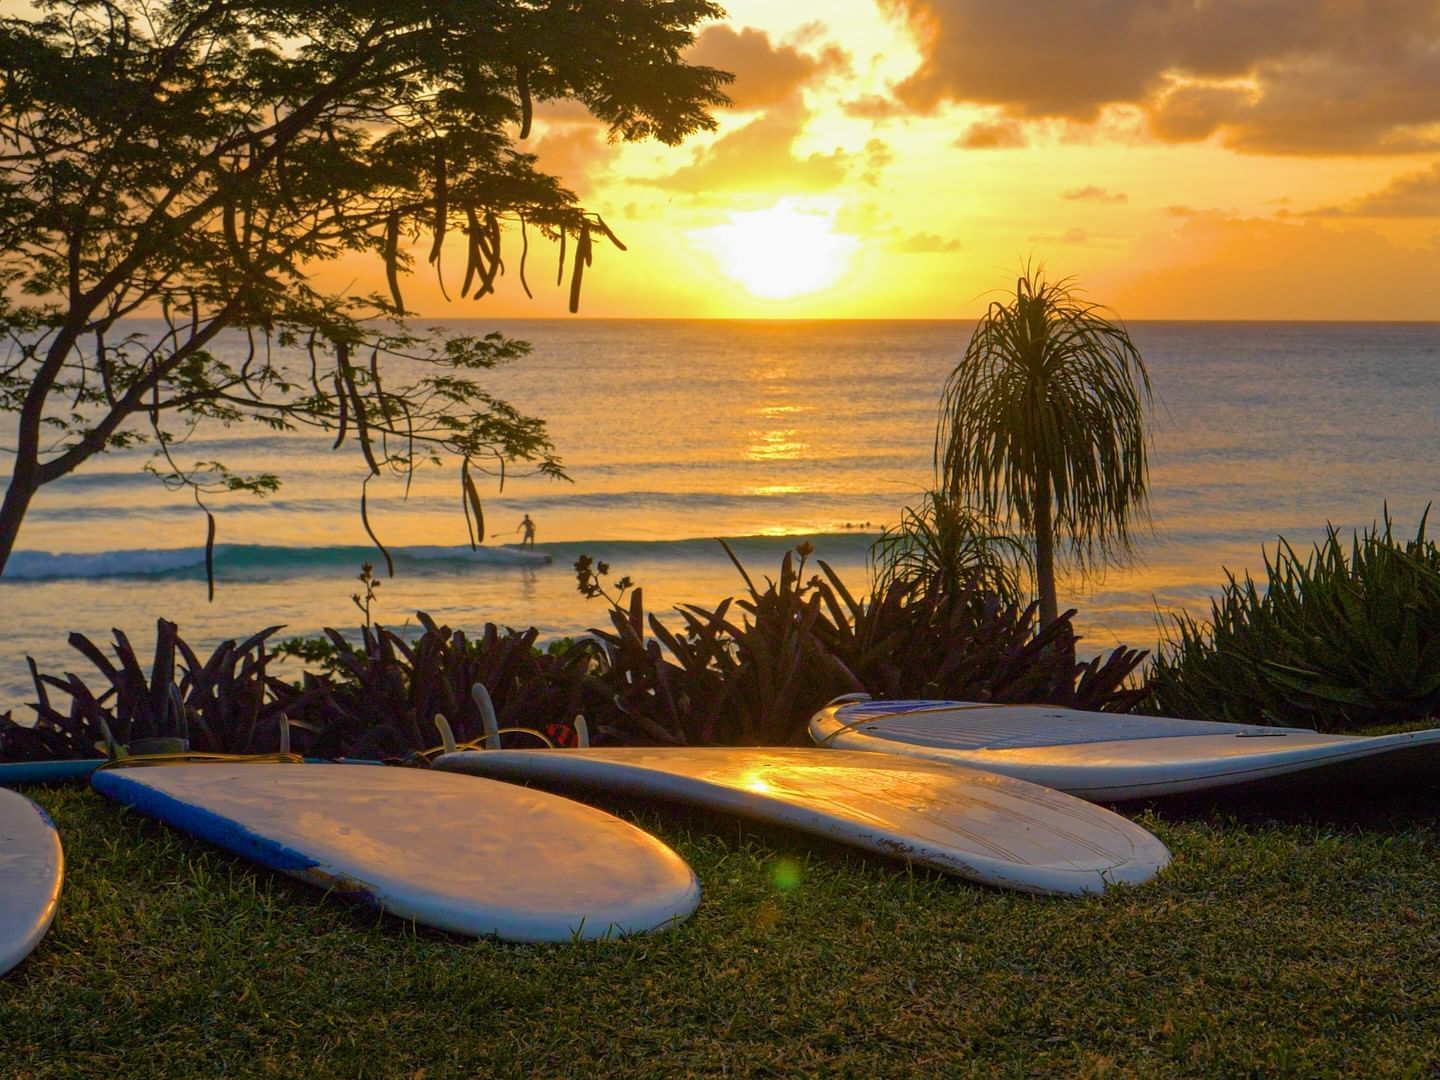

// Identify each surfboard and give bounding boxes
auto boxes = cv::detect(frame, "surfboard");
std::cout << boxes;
[91,763,699,942]
[1,787,64,976]
[433,747,1169,896]
[810,699,1440,801]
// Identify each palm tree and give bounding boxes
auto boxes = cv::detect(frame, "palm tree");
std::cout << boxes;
[937,267,1153,625]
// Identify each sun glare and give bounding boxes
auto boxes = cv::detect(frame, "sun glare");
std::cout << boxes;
[696,202,859,300]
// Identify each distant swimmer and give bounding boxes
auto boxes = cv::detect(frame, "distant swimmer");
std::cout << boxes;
[517,513,537,548]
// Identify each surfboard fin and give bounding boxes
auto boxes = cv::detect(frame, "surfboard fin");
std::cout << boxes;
[434,712,458,755]
[472,684,500,751]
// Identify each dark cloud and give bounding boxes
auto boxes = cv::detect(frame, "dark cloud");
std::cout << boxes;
[647,96,850,193]
[1063,186,1128,204]
[687,25,847,111]
[878,0,1440,155]
[1308,163,1440,217]
[955,119,1026,149]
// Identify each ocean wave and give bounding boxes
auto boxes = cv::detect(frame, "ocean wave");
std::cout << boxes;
[2,533,879,583]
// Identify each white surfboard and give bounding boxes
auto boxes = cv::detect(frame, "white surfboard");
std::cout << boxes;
[92,763,698,942]
[810,699,1440,801]
[433,747,1169,897]
[1,788,64,976]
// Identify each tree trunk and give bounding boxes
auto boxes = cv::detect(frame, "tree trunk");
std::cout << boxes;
[0,469,38,578]
[1033,469,1058,626]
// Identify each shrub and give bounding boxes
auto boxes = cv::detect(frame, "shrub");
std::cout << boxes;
[304,614,604,758]
[1148,510,1440,732]
[3,621,316,759]
[579,542,1148,746]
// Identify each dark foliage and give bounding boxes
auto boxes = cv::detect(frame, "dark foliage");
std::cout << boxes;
[581,542,1148,747]
[1149,511,1440,732]
[306,614,604,759]
[2,620,314,759]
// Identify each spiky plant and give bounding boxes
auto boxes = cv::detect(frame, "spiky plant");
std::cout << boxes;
[869,491,1030,606]
[937,266,1153,624]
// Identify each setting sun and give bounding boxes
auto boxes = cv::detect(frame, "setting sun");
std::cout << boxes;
[694,201,859,300]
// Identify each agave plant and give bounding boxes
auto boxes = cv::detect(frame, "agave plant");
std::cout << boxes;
[9,620,314,760]
[1149,510,1440,732]
[307,613,605,758]
[580,542,1148,748]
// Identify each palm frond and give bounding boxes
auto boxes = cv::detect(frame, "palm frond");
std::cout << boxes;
[937,266,1153,575]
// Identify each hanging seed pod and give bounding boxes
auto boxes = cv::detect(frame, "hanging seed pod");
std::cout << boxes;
[556,227,566,286]
[568,223,592,313]
[518,214,533,298]
[462,205,482,296]
[517,65,533,139]
[361,477,394,577]
[474,210,502,297]
[332,367,349,449]
[337,344,380,476]
[384,211,403,312]
[428,149,447,264]
[462,459,486,549]
[593,215,628,252]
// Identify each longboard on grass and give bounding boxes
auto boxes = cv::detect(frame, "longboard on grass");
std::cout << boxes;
[92,762,699,942]
[810,699,1440,802]
[433,746,1170,897]
[0,787,63,976]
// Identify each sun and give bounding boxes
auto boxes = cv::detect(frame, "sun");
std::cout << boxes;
[695,201,859,300]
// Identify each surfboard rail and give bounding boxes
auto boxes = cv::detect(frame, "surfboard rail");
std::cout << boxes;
[810,699,1440,801]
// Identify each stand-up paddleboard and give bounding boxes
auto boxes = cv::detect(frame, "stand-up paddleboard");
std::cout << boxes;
[433,747,1169,896]
[92,762,699,942]
[1,788,63,976]
[810,699,1440,802]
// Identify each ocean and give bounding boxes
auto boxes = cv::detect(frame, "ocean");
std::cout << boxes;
[2,319,1437,713]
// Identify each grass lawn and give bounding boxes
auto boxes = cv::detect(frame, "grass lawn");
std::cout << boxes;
[3,783,1438,1078]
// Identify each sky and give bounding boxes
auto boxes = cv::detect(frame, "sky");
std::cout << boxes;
[383,0,1436,321]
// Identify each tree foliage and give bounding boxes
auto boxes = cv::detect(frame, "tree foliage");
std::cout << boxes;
[0,0,730,581]
[936,266,1152,624]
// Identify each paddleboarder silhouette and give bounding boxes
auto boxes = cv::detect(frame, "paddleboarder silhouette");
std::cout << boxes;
[517,513,537,548]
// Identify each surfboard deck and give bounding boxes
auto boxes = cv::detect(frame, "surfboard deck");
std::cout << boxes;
[810,699,1440,801]
[92,763,699,942]
[433,747,1170,897]
[1,787,64,977]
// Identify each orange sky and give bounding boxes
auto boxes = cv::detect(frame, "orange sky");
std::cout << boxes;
[380,0,1434,321]
[215,3,1440,320]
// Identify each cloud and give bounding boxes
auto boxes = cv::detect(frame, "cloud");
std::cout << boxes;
[1104,213,1440,318]
[843,94,907,120]
[1308,163,1440,218]
[647,96,850,193]
[877,0,1440,155]
[1028,228,1090,245]
[687,25,847,111]
[1063,186,1127,204]
[529,125,611,195]
[890,231,962,253]
[955,119,1026,149]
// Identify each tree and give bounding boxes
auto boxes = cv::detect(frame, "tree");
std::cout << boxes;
[0,0,730,588]
[936,268,1153,625]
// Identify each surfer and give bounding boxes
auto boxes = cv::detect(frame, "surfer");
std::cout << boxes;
[517,513,537,548]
